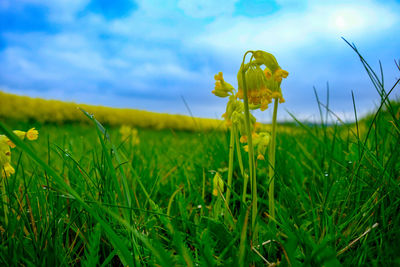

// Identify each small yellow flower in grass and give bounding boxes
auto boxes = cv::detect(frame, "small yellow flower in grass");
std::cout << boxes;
[0,127,38,177]
[2,162,15,178]
[7,130,25,148]
[26,128,38,140]
[0,136,13,178]
[254,132,271,161]
[240,135,247,143]
[7,128,39,148]
[241,132,271,160]
[212,172,224,196]
[6,139,15,148]
[13,130,26,140]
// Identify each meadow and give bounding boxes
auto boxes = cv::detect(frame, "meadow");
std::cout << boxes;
[0,48,399,266]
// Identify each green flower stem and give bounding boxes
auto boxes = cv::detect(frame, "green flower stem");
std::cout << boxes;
[268,98,279,221]
[234,125,247,204]
[234,125,245,177]
[225,126,235,210]
[241,51,258,231]
[1,177,8,226]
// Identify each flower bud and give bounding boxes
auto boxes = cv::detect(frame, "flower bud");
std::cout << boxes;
[212,72,234,98]
[212,172,224,196]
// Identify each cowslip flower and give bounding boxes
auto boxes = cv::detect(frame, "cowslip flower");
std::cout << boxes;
[0,128,39,177]
[237,51,288,111]
[240,132,270,160]
[26,128,39,141]
[7,128,39,148]
[212,72,235,98]
[0,135,13,178]
[252,132,271,160]
[237,64,273,111]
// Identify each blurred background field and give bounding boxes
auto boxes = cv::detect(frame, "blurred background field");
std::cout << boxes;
[0,91,224,131]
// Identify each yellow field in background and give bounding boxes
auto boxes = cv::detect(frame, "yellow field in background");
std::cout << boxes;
[0,91,225,131]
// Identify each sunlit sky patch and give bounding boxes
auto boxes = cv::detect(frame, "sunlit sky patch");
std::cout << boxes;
[0,0,399,122]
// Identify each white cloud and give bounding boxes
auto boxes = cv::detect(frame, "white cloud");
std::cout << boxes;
[1,0,399,119]
[189,1,399,54]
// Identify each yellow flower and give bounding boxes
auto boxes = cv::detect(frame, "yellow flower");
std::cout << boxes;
[1,162,15,178]
[212,172,224,196]
[273,68,289,83]
[242,132,270,159]
[237,64,273,108]
[264,68,272,79]
[7,139,15,148]
[0,135,13,178]
[26,128,39,140]
[13,130,26,140]
[7,128,39,148]
[237,51,288,111]
[212,72,235,98]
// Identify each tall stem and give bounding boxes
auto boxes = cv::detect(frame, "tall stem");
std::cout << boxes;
[268,98,279,221]
[234,126,247,205]
[241,52,257,231]
[225,127,235,210]
[1,177,8,226]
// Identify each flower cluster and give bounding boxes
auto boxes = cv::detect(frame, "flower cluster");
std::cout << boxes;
[243,132,271,160]
[212,50,288,160]
[212,72,235,98]
[0,128,38,177]
[237,51,288,111]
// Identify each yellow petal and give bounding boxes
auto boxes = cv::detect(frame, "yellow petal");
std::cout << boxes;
[2,162,15,178]
[26,128,39,141]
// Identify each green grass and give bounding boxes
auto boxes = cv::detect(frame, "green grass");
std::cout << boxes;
[1,49,399,265]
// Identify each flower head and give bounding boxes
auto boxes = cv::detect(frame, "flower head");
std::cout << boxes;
[26,128,39,141]
[253,132,271,160]
[237,64,273,110]
[212,72,235,98]
[0,135,12,178]
[237,51,288,111]
[1,162,15,178]
[0,127,39,177]
[241,131,271,160]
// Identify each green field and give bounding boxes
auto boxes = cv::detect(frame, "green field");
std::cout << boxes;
[1,102,399,266]
[1,51,400,266]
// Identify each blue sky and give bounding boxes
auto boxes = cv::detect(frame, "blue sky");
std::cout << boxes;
[0,0,399,122]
